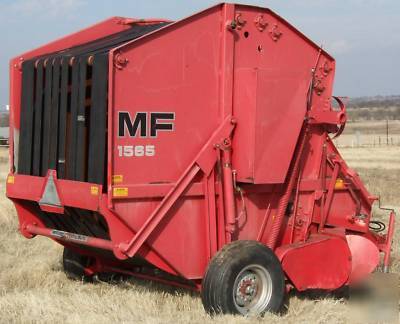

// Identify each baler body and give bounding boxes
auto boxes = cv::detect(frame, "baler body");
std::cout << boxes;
[6,3,395,293]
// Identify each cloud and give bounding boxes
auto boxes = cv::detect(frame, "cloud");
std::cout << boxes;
[325,40,353,55]
[0,0,86,18]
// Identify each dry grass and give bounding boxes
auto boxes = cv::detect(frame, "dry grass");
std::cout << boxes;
[0,141,399,323]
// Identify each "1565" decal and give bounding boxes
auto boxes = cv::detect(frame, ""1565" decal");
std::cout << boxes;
[117,145,155,157]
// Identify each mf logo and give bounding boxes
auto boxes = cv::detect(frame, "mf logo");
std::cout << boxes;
[118,112,175,137]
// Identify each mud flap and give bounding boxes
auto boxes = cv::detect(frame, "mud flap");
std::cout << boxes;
[275,234,352,291]
[346,234,380,284]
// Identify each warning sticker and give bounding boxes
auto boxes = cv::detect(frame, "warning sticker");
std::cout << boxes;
[90,186,99,196]
[113,187,128,197]
[112,175,123,184]
[335,178,345,189]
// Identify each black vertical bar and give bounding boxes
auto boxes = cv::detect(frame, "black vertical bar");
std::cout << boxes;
[18,61,35,175]
[32,60,44,176]
[41,59,53,175]
[48,58,61,170]
[57,58,69,179]
[75,56,88,181]
[88,54,108,185]
[67,58,80,180]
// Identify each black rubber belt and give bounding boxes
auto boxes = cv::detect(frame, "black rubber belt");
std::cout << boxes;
[18,60,35,175]
[87,54,108,185]
[32,60,44,176]
[67,58,80,180]
[41,60,53,175]
[75,56,88,182]
[57,58,70,179]
[48,58,61,170]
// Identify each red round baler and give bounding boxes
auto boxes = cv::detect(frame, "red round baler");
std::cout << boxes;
[6,3,395,316]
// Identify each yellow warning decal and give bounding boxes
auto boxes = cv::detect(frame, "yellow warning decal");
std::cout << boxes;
[113,187,128,197]
[7,175,14,184]
[112,175,123,184]
[334,178,345,189]
[90,186,99,196]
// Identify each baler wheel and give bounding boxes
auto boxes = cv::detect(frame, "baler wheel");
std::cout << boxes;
[62,248,93,281]
[201,240,285,316]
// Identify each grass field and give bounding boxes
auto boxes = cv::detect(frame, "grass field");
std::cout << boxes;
[0,135,399,323]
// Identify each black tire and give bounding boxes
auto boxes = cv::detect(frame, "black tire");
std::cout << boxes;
[201,240,285,316]
[62,247,92,281]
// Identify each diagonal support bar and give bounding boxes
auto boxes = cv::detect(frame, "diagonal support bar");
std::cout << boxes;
[119,164,201,257]
[119,116,236,258]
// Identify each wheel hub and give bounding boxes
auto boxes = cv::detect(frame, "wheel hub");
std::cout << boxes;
[236,273,258,306]
[233,264,273,315]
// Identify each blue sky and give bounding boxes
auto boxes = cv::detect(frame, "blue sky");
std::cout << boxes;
[1,0,399,108]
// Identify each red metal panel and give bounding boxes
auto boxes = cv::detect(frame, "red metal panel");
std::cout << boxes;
[276,235,351,291]
[108,5,230,278]
[6,173,101,211]
[110,6,223,185]
[111,182,205,199]
[6,174,45,201]
[231,6,335,184]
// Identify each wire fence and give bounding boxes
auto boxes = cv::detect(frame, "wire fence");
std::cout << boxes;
[333,134,400,148]
[333,119,400,148]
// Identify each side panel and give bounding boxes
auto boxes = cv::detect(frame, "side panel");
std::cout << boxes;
[231,6,335,184]
[110,6,224,278]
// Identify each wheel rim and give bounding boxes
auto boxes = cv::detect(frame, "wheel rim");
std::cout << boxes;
[233,264,273,315]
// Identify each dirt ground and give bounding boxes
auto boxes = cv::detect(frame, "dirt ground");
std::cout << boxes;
[0,140,399,323]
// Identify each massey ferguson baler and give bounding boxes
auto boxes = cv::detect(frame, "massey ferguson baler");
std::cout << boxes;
[6,3,396,316]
